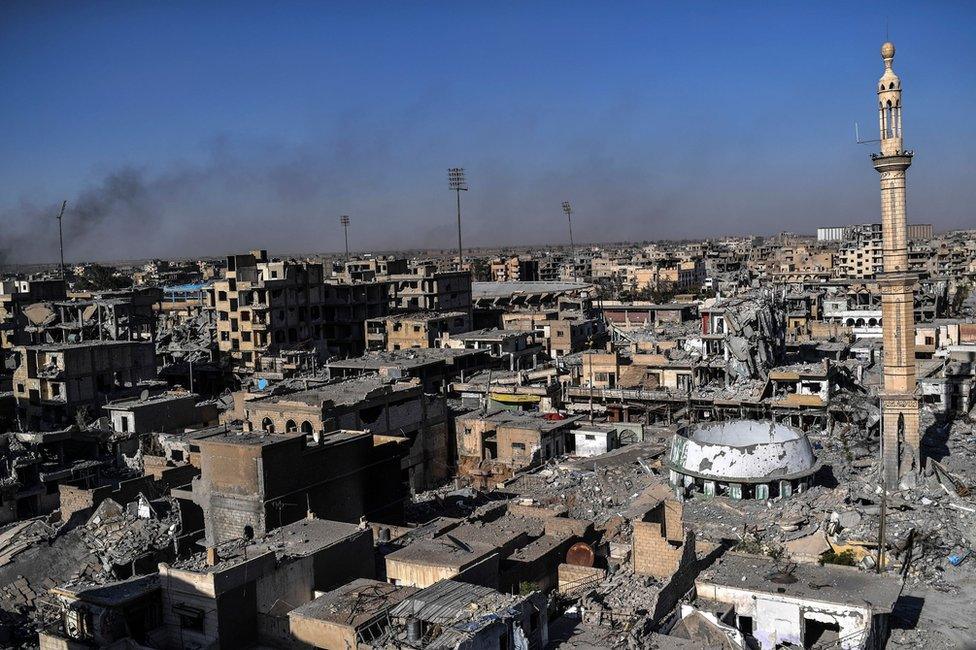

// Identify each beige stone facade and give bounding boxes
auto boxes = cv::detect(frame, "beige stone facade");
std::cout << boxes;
[871,42,920,485]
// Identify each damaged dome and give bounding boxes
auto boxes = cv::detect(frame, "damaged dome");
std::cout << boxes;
[666,420,820,500]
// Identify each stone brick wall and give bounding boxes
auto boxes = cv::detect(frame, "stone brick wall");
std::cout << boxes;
[557,563,605,594]
[633,520,685,578]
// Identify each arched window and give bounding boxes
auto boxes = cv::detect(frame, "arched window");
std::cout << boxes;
[285,419,297,433]
[301,421,313,434]
[261,417,274,433]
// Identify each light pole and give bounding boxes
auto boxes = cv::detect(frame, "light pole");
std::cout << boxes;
[448,168,468,271]
[340,215,350,259]
[56,200,67,280]
[562,201,575,281]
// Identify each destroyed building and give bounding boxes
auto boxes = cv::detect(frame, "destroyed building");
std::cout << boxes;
[691,553,902,650]
[12,340,158,430]
[18,287,160,346]
[444,328,545,371]
[455,409,580,485]
[0,278,67,350]
[384,579,548,649]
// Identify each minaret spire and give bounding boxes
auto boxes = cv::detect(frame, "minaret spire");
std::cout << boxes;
[871,41,919,487]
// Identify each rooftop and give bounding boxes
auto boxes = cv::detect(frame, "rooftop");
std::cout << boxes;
[174,518,368,573]
[103,391,199,410]
[196,428,368,448]
[452,328,532,341]
[472,281,590,299]
[697,553,902,612]
[458,408,580,432]
[385,536,497,569]
[329,347,484,371]
[378,310,468,322]
[288,578,418,628]
[389,579,522,625]
[252,375,420,407]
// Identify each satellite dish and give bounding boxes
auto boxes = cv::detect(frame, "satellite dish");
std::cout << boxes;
[257,379,268,390]
[139,389,150,402]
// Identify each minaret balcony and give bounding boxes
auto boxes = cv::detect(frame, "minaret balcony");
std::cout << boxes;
[871,151,913,173]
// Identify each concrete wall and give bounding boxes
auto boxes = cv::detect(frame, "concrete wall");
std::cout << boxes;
[288,615,356,650]
[312,530,375,591]
[695,582,874,650]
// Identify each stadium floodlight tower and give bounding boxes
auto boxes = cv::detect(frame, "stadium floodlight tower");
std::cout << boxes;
[55,200,67,279]
[561,201,576,281]
[448,168,468,271]
[340,215,350,259]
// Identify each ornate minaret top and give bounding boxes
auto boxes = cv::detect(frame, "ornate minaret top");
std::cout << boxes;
[878,42,903,156]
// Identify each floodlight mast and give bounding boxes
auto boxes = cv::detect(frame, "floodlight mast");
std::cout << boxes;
[562,201,576,281]
[340,215,350,259]
[448,168,468,271]
[56,200,67,280]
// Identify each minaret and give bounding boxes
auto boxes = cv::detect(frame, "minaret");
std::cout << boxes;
[872,42,919,487]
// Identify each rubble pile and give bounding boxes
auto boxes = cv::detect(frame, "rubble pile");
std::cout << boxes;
[580,568,661,624]
[156,308,215,364]
[405,485,497,522]
[80,496,182,574]
[702,291,787,381]
[512,451,662,528]
[0,522,102,643]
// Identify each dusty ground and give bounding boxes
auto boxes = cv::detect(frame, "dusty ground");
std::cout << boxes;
[891,574,976,649]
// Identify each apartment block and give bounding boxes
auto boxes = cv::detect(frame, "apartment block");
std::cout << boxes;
[365,310,470,351]
[0,278,66,349]
[12,340,157,429]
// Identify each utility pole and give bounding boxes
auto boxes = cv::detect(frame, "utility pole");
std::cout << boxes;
[877,396,887,573]
[562,201,575,281]
[340,215,350,259]
[448,168,468,271]
[56,200,67,280]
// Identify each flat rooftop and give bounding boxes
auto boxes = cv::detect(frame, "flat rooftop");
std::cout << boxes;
[385,536,497,569]
[202,428,369,448]
[330,348,485,371]
[17,339,151,351]
[288,578,418,628]
[253,375,418,407]
[698,553,902,612]
[457,408,580,432]
[452,328,531,341]
[175,518,368,573]
[375,310,468,322]
[472,281,589,298]
[103,391,198,410]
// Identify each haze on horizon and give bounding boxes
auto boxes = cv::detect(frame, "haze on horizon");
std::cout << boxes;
[1,1,975,265]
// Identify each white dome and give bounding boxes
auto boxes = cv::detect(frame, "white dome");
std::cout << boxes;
[667,420,819,483]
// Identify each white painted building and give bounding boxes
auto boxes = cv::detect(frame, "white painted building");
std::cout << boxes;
[695,554,902,650]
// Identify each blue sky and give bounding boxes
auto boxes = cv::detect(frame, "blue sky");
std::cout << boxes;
[1,1,974,263]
